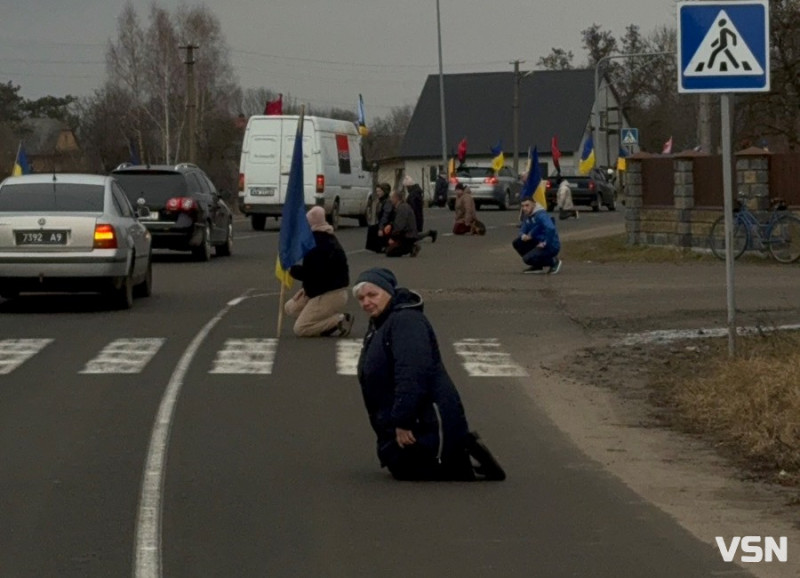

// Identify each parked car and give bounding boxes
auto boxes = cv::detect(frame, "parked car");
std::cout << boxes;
[447,164,522,211]
[112,163,233,261]
[545,168,617,212]
[0,173,153,309]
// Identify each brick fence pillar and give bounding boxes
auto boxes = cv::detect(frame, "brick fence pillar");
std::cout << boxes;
[736,146,772,211]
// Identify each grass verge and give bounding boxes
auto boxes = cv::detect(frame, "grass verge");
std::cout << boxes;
[649,332,800,486]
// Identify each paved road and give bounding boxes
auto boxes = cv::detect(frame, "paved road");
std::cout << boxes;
[3,204,791,577]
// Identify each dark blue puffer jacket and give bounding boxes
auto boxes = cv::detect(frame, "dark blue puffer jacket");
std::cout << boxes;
[357,288,470,467]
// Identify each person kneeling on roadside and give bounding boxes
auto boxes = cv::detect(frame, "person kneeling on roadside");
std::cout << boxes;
[452,183,485,235]
[285,206,354,337]
[385,190,421,257]
[513,197,562,275]
[353,267,506,481]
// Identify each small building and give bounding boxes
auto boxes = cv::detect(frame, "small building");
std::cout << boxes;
[398,69,632,199]
[21,118,85,173]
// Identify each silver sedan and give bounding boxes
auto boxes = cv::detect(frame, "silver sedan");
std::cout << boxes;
[0,173,152,309]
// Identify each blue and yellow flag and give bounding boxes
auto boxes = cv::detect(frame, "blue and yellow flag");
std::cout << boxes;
[12,143,31,176]
[490,139,504,172]
[357,94,368,137]
[275,110,315,287]
[521,146,546,207]
[578,136,595,175]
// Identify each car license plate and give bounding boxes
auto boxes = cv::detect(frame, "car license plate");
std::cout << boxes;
[138,211,159,221]
[15,230,68,245]
[250,187,275,197]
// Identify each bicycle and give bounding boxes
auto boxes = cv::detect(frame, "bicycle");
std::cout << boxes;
[708,196,800,263]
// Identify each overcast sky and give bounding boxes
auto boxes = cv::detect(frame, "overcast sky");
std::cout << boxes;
[0,0,676,118]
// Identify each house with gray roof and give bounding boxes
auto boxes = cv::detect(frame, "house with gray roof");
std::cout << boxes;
[395,69,632,199]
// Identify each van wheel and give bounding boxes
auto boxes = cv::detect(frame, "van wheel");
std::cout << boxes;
[327,200,340,231]
[251,215,266,231]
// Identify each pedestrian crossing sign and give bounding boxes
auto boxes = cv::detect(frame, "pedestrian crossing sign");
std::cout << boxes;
[621,128,638,146]
[678,0,769,93]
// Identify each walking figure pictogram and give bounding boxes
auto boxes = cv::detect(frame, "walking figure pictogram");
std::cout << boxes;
[697,19,753,73]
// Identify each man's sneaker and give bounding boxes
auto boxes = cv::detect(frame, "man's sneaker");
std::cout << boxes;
[430,230,438,243]
[411,244,421,257]
[522,266,545,274]
[336,313,354,337]
[549,259,563,275]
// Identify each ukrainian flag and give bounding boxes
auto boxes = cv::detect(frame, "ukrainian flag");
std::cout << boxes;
[357,94,368,137]
[521,146,546,208]
[490,140,504,172]
[12,144,31,176]
[275,109,316,287]
[578,137,595,175]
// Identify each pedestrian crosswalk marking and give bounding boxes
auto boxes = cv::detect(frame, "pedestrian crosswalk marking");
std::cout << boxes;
[336,339,362,376]
[685,10,763,77]
[0,338,53,375]
[80,338,165,374]
[209,338,278,374]
[453,338,528,377]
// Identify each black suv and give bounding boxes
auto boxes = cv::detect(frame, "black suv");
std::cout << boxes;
[112,163,233,261]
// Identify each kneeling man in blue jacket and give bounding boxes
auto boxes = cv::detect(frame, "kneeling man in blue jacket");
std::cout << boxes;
[513,197,562,275]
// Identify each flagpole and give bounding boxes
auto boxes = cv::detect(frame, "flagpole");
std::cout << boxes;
[276,104,306,338]
[13,140,21,171]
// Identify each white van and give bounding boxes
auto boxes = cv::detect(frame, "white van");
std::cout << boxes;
[238,115,373,230]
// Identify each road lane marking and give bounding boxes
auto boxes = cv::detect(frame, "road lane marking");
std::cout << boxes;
[0,338,53,374]
[209,338,278,374]
[336,338,362,375]
[453,338,528,377]
[134,290,259,578]
[80,338,165,374]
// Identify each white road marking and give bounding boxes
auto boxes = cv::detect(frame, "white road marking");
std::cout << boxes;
[0,338,53,375]
[617,323,800,346]
[209,338,278,374]
[134,291,256,578]
[453,338,528,377]
[80,338,165,374]
[336,338,362,375]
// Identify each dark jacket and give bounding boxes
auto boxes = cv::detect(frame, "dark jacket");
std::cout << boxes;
[377,196,395,229]
[405,184,424,230]
[389,202,418,241]
[357,288,470,469]
[289,231,349,298]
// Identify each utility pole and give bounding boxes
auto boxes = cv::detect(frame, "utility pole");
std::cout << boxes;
[435,0,447,176]
[698,93,712,153]
[511,60,532,175]
[180,43,199,164]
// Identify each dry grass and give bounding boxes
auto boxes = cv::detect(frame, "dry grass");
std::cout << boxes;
[650,332,800,485]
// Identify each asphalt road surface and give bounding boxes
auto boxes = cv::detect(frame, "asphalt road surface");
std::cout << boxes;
[1,204,778,577]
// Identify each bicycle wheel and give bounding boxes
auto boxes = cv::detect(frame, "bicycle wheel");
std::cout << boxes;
[709,216,748,260]
[767,213,800,263]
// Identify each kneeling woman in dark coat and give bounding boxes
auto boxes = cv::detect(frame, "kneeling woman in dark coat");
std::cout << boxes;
[353,267,505,481]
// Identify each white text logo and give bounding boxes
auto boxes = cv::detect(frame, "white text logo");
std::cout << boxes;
[715,536,788,563]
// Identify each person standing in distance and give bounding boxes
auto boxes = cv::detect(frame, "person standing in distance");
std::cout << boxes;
[402,175,437,244]
[353,267,506,481]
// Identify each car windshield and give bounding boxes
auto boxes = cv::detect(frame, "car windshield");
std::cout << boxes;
[0,183,105,212]
[113,172,188,206]
[457,167,494,178]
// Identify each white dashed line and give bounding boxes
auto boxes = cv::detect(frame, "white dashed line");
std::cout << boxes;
[80,338,165,374]
[0,338,53,375]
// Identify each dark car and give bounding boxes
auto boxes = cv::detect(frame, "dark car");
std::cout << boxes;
[112,163,233,261]
[545,168,617,212]
[447,164,522,211]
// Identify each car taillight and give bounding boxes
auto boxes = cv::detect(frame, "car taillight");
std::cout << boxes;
[589,181,595,191]
[238,173,244,192]
[316,174,325,193]
[546,180,552,189]
[93,224,117,249]
[484,176,498,184]
[165,197,198,211]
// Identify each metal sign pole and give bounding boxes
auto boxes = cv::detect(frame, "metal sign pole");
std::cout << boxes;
[720,93,736,357]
